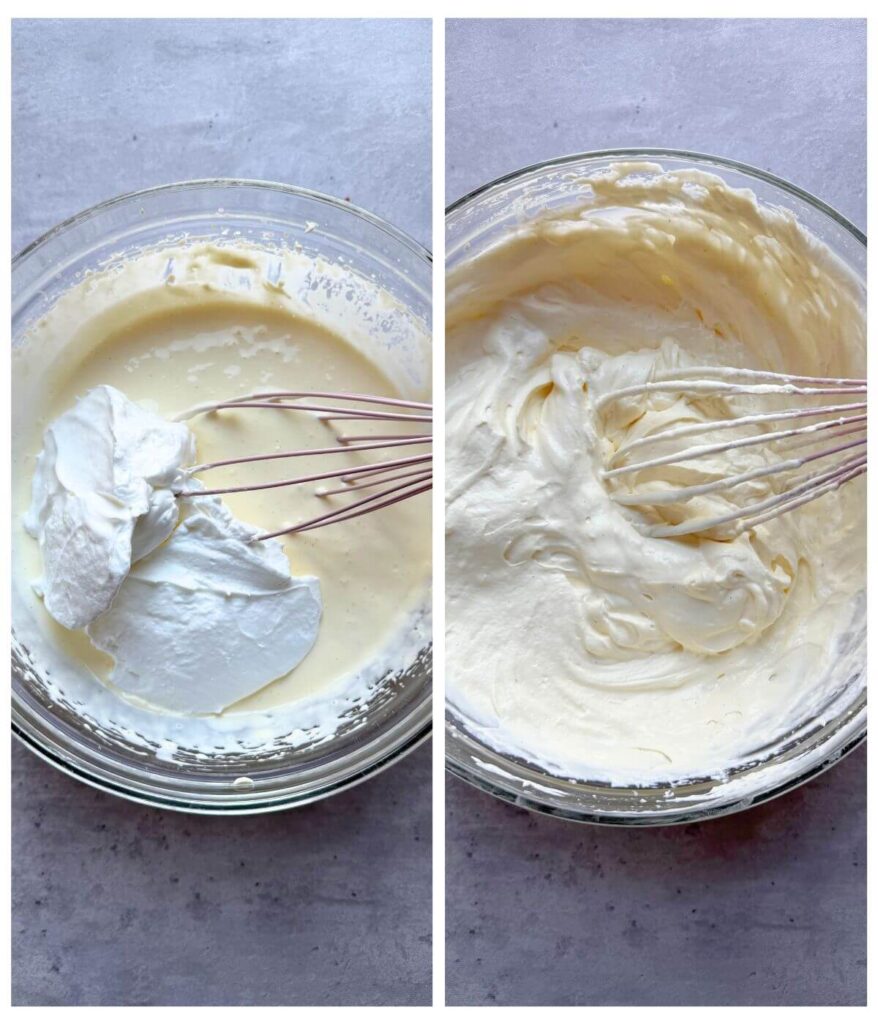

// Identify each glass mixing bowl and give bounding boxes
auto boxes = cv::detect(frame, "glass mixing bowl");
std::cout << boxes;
[445,149,865,825]
[12,180,432,813]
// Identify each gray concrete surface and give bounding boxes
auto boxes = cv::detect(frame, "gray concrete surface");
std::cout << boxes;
[14,741,431,1006]
[447,747,866,1007]
[12,18,431,1007]
[445,18,866,1007]
[13,18,431,252]
[446,18,866,230]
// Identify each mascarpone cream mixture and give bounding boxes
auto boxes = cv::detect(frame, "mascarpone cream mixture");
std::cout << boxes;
[13,239,430,754]
[446,163,865,785]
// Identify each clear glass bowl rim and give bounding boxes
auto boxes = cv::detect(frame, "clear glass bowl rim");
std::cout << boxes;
[445,147,866,826]
[15,176,432,271]
[12,177,433,815]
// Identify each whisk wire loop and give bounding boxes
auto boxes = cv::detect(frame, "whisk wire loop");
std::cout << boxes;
[598,368,866,538]
[175,390,432,537]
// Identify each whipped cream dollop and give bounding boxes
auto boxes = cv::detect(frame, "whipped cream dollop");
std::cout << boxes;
[87,497,321,715]
[25,386,322,714]
[24,385,194,629]
[446,163,865,785]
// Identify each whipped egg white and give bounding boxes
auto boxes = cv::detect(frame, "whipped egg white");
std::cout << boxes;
[446,163,865,785]
[24,385,194,629]
[24,383,324,714]
[87,491,322,715]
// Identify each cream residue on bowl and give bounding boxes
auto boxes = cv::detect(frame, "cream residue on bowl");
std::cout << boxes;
[446,162,865,786]
[12,239,431,760]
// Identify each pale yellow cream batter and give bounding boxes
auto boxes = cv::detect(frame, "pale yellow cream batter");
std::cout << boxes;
[13,242,431,735]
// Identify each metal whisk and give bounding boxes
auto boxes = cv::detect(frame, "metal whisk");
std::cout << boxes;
[173,391,432,540]
[596,367,866,538]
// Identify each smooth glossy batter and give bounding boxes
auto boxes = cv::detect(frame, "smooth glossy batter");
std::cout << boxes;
[446,164,865,785]
[13,241,430,743]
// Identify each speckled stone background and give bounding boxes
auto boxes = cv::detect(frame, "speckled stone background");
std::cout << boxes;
[446,18,866,228]
[445,18,866,1007]
[12,18,431,1006]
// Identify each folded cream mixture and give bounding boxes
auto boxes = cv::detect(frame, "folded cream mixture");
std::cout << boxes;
[446,163,865,785]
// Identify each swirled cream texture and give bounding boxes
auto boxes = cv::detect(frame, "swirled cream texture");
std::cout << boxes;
[446,164,865,784]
